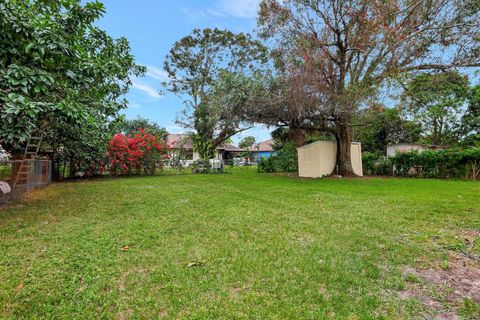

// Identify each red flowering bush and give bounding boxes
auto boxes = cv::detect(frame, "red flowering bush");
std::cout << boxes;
[107,129,170,176]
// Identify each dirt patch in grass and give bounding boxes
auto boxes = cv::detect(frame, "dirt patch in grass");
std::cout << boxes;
[460,229,480,248]
[402,251,480,319]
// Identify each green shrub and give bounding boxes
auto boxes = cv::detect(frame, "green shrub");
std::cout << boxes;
[258,143,298,173]
[362,152,392,176]
[362,152,380,175]
[0,163,12,181]
[374,157,393,176]
[390,148,480,179]
[258,156,275,173]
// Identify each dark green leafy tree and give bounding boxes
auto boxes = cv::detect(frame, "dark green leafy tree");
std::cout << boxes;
[115,116,167,138]
[354,106,421,153]
[239,136,256,149]
[49,120,115,179]
[163,28,267,159]
[461,85,480,146]
[0,2,144,146]
[402,72,469,145]
[0,0,144,177]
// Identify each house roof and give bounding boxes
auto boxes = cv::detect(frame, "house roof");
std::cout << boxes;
[387,143,444,149]
[167,134,193,149]
[167,134,244,152]
[218,144,244,152]
[248,139,274,152]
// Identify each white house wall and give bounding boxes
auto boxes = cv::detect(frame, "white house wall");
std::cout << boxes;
[386,144,426,157]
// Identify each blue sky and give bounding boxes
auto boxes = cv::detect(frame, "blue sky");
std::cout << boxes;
[95,0,271,144]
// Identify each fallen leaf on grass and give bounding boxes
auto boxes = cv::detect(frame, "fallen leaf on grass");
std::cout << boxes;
[120,246,130,251]
[16,283,24,292]
[186,261,206,267]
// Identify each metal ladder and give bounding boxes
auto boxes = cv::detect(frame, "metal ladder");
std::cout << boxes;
[12,136,43,189]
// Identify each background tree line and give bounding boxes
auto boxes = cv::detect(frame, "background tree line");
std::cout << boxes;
[355,71,480,154]
[2,0,480,178]
[162,0,480,176]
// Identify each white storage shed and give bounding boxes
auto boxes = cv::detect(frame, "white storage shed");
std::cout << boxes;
[297,141,363,178]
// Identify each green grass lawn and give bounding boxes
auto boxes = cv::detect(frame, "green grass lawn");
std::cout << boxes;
[1,168,479,319]
[0,163,12,181]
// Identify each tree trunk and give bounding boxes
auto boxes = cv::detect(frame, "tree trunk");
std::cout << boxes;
[335,120,356,176]
[432,117,439,145]
[288,127,306,147]
[52,159,60,181]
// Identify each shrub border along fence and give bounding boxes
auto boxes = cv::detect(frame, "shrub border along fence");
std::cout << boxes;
[363,148,480,180]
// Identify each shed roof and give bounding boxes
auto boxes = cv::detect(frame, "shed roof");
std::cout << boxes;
[297,140,361,149]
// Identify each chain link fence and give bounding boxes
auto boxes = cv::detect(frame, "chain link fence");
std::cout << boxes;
[0,159,52,205]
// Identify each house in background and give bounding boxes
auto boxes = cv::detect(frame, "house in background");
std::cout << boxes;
[386,143,444,157]
[248,139,275,161]
[168,134,198,160]
[218,144,244,160]
[167,134,244,161]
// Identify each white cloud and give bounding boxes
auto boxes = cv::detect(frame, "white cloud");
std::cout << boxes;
[132,81,161,99]
[182,0,260,21]
[231,125,272,145]
[181,7,209,22]
[129,103,141,109]
[218,0,260,19]
[146,66,169,81]
[206,8,225,17]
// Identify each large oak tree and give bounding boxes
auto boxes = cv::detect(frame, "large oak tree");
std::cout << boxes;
[258,0,480,175]
[237,65,333,147]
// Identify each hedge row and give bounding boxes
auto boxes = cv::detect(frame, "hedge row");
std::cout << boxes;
[363,148,480,179]
[362,152,393,176]
[389,148,480,179]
